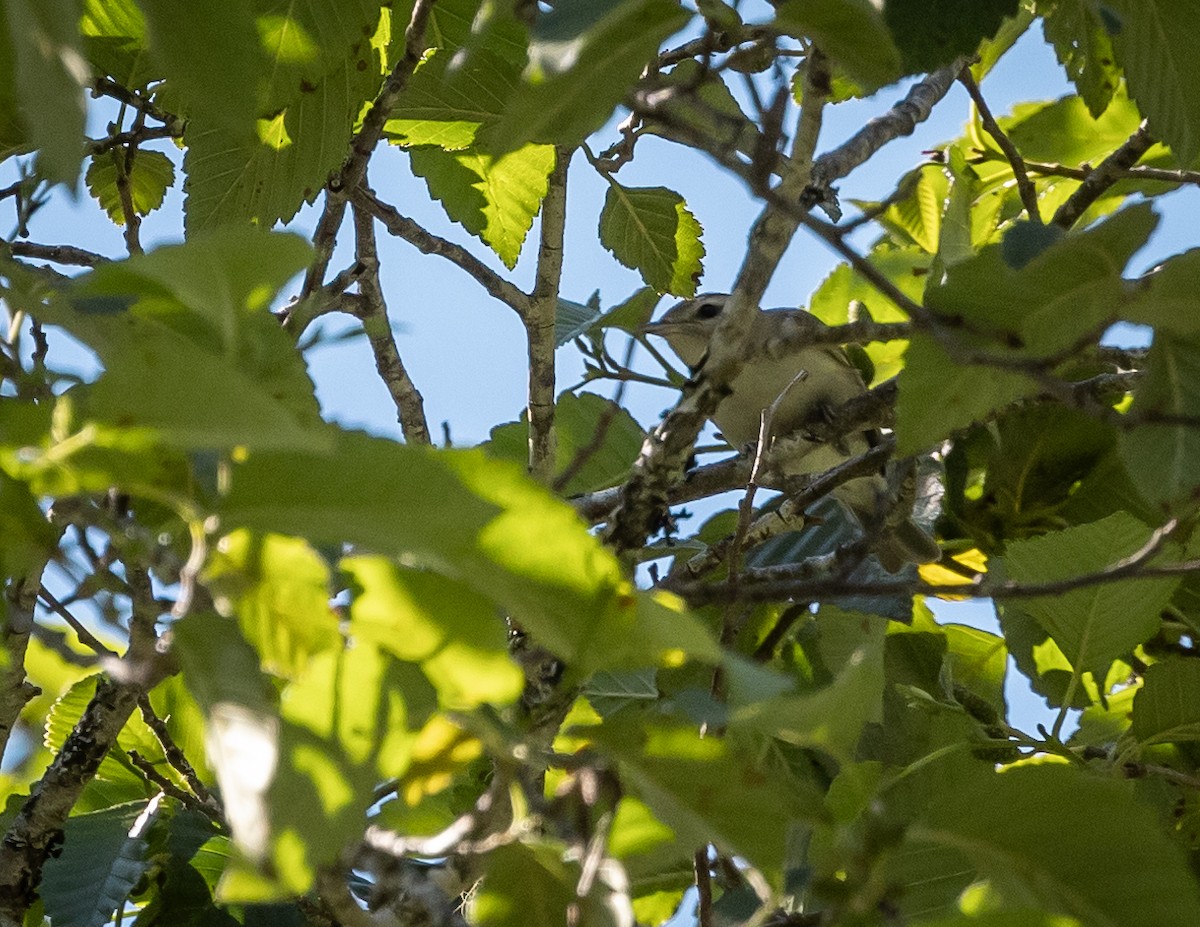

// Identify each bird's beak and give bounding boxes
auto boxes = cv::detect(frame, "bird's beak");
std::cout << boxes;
[640,315,683,338]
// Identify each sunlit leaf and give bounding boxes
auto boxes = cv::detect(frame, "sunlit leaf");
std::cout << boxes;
[410,142,556,269]
[204,530,342,679]
[344,555,524,709]
[599,183,705,297]
[85,149,176,225]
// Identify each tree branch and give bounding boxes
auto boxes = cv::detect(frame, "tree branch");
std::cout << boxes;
[301,0,438,298]
[526,148,570,482]
[810,57,968,188]
[0,546,169,925]
[7,241,107,267]
[959,68,1041,223]
[1052,122,1155,229]
[352,198,432,444]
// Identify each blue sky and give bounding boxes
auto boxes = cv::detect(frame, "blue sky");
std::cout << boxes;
[9,21,1197,739]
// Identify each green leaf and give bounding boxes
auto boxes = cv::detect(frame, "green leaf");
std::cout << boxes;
[173,613,281,874]
[555,293,602,346]
[1126,248,1200,336]
[942,622,1007,718]
[1042,0,1122,117]
[203,530,342,679]
[895,333,1038,456]
[926,203,1159,357]
[85,149,176,225]
[43,230,325,452]
[182,0,387,231]
[807,243,930,383]
[583,669,660,717]
[40,801,153,927]
[599,183,705,297]
[996,601,1092,709]
[385,38,524,149]
[911,764,1200,926]
[1132,657,1200,745]
[0,470,57,580]
[1000,512,1178,679]
[1101,0,1200,163]
[940,147,989,264]
[486,391,645,495]
[732,609,885,762]
[173,611,277,718]
[3,0,87,184]
[1002,84,1145,165]
[952,405,1117,545]
[139,0,261,132]
[409,142,556,268]
[343,555,525,709]
[220,432,720,673]
[586,720,816,874]
[268,642,428,892]
[772,0,903,93]
[1119,332,1200,506]
[1071,683,1138,748]
[80,0,155,90]
[969,5,1034,82]
[883,0,1019,74]
[481,0,691,152]
[874,164,948,255]
[474,842,620,927]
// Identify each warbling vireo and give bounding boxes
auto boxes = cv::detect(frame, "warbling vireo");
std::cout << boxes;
[644,293,939,572]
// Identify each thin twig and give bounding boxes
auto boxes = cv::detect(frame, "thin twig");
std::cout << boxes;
[353,188,529,314]
[112,138,144,255]
[127,751,216,819]
[959,68,1041,222]
[137,696,218,810]
[1022,158,1200,187]
[38,587,117,658]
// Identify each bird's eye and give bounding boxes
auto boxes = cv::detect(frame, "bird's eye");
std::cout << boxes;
[694,300,723,320]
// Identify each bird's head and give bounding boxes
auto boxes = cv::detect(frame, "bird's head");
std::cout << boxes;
[641,293,732,368]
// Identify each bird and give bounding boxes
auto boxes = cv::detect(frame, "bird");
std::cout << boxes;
[643,292,939,572]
